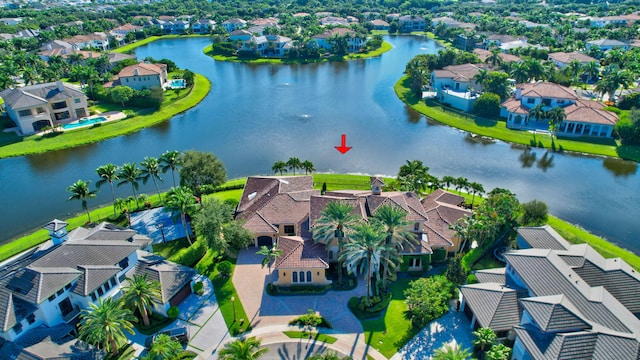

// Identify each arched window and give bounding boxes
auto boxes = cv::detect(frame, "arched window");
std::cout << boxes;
[306,271,312,282]
[299,271,305,283]
[292,272,298,283]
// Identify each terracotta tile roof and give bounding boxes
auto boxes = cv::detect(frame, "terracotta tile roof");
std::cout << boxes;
[564,102,618,126]
[255,193,309,227]
[309,195,366,227]
[548,51,596,64]
[274,236,329,269]
[420,189,471,247]
[516,82,579,100]
[432,63,487,82]
[313,27,356,39]
[118,62,166,77]
[474,49,525,64]
[243,212,278,234]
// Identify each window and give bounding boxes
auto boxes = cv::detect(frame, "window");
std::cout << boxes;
[328,250,334,260]
[13,323,22,334]
[292,272,298,283]
[26,314,36,324]
[526,98,535,104]
[18,109,32,117]
[97,287,104,296]
[409,258,421,268]
[74,98,81,104]
[284,225,295,235]
[52,101,67,110]
[306,271,312,282]
[90,293,97,301]
[57,289,64,296]
[110,278,117,287]
[542,99,551,106]
[65,283,72,290]
[414,223,420,231]
[48,294,56,302]
[75,108,87,118]
[299,271,305,283]
[104,281,111,291]
[119,258,129,269]
[35,107,45,114]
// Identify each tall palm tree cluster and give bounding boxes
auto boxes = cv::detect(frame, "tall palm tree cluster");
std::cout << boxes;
[272,157,315,175]
[67,150,183,223]
[78,274,162,357]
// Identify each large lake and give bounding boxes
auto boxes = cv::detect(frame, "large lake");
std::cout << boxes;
[1,36,639,254]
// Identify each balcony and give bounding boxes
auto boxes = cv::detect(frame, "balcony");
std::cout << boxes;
[63,305,81,322]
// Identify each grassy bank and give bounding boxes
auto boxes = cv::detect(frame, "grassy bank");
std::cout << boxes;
[112,34,209,54]
[203,41,393,64]
[394,75,640,162]
[0,73,210,158]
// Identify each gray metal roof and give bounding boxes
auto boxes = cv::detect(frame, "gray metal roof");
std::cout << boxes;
[505,250,635,334]
[73,265,120,296]
[128,251,196,303]
[0,82,85,109]
[460,282,522,331]
[517,226,571,250]
[475,267,506,284]
[42,219,68,233]
[520,295,591,333]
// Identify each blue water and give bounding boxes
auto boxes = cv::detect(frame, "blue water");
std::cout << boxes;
[170,79,185,88]
[62,116,107,130]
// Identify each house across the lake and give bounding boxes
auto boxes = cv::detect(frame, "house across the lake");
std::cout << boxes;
[0,81,89,135]
[107,61,168,90]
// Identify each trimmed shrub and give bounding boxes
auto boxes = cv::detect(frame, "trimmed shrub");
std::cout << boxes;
[167,306,179,320]
[467,273,478,284]
[473,92,501,118]
[348,291,392,319]
[193,281,204,296]
[172,241,206,267]
[217,261,232,279]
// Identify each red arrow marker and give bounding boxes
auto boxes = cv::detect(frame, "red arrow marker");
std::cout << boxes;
[335,134,352,154]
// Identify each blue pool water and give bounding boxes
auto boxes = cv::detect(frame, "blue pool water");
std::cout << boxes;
[62,116,107,130]
[170,79,185,88]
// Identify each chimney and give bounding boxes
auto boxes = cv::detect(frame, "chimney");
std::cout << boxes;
[43,219,69,245]
[56,81,65,92]
[370,176,384,195]
[134,68,139,76]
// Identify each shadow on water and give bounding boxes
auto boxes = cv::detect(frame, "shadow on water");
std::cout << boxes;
[536,151,555,172]
[404,104,423,124]
[519,147,537,168]
[602,158,638,177]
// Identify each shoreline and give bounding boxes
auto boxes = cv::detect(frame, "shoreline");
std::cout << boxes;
[0,73,211,159]
[394,75,640,162]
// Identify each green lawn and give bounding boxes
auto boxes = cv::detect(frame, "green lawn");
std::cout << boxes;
[283,331,338,344]
[195,250,251,336]
[203,41,393,64]
[0,73,211,159]
[360,277,418,358]
[394,76,640,162]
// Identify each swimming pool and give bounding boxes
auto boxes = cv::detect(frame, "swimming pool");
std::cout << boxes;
[169,79,186,88]
[62,116,107,130]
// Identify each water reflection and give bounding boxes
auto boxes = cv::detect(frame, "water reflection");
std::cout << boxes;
[464,133,496,146]
[536,151,555,172]
[404,104,423,124]
[518,147,537,168]
[602,158,638,177]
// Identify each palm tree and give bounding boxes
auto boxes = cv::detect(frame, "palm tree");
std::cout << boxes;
[78,297,136,357]
[451,215,476,255]
[67,179,97,223]
[160,150,183,187]
[257,244,283,278]
[286,157,302,175]
[218,336,269,360]
[341,223,394,305]
[372,204,417,289]
[547,107,566,140]
[524,58,545,81]
[469,182,485,208]
[120,274,162,327]
[473,327,497,353]
[454,177,469,195]
[165,186,198,245]
[272,161,287,176]
[397,159,430,195]
[140,157,164,202]
[301,160,315,175]
[117,162,142,208]
[485,343,512,360]
[145,334,183,360]
[441,175,456,190]
[473,69,489,88]
[308,351,351,360]
[313,201,359,285]
[582,60,600,84]
[432,343,472,360]
[485,48,502,68]
[96,164,119,216]
[529,103,547,123]
[510,62,529,84]
[565,59,583,85]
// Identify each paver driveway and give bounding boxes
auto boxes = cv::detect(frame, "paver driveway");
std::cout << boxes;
[233,247,366,333]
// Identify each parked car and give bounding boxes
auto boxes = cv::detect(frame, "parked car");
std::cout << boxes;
[144,327,189,348]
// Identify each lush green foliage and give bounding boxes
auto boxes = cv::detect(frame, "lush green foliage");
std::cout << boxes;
[120,274,162,327]
[193,198,235,252]
[404,275,453,328]
[473,93,501,118]
[485,343,512,360]
[167,306,180,320]
[78,298,136,356]
[520,200,549,226]
[218,336,268,360]
[217,260,233,279]
[472,327,497,353]
[432,343,472,360]
[348,291,392,319]
[288,309,333,329]
[615,109,640,145]
[283,332,338,345]
[445,255,467,287]
[179,150,227,196]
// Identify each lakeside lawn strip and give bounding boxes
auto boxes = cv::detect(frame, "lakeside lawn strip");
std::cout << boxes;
[203,41,393,64]
[0,73,210,159]
[394,75,640,162]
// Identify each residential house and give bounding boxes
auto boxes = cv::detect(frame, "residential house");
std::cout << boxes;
[237,176,470,286]
[0,17,22,26]
[398,15,426,32]
[109,62,168,91]
[430,63,488,112]
[473,48,522,64]
[64,32,110,51]
[586,39,630,52]
[369,19,390,30]
[585,14,640,28]
[432,17,476,30]
[111,23,143,36]
[229,29,253,42]
[241,35,292,57]
[251,17,279,28]
[192,18,216,34]
[548,51,597,68]
[163,20,190,34]
[0,81,88,135]
[0,220,195,356]
[501,82,619,137]
[460,225,640,358]
[312,27,367,53]
[222,18,247,33]
[484,34,521,48]
[320,16,349,26]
